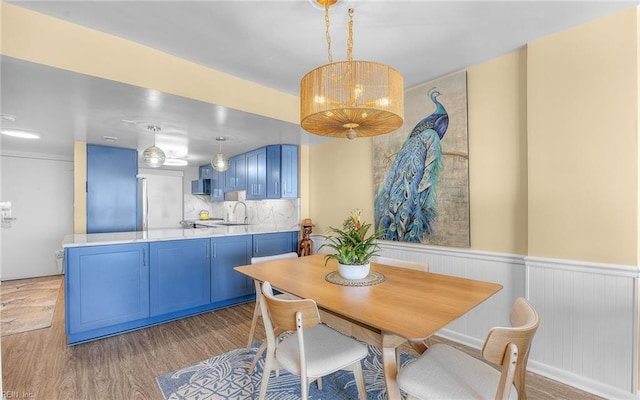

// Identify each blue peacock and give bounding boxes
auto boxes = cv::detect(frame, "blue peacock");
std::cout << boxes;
[374,87,449,242]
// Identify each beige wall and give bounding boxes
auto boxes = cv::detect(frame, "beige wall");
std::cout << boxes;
[73,142,86,234]
[527,7,638,266]
[467,50,528,254]
[308,138,375,234]
[308,51,530,255]
[0,2,299,125]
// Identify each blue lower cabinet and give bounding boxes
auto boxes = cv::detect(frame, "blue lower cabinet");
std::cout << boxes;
[66,243,149,338]
[149,239,211,317]
[253,232,298,257]
[211,235,254,303]
[65,232,297,344]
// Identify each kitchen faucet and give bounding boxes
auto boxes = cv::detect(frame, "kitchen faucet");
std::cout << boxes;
[232,201,248,224]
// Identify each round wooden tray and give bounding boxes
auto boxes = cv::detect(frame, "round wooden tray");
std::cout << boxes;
[325,271,386,287]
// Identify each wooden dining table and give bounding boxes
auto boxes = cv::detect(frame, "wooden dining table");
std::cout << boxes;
[235,253,503,400]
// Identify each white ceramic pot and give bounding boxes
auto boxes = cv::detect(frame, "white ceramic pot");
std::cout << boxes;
[337,263,370,280]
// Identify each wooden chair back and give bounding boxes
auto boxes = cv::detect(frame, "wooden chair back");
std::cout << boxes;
[261,281,320,332]
[482,297,540,400]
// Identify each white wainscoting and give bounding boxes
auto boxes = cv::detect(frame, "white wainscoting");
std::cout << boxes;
[312,236,640,399]
[526,257,639,399]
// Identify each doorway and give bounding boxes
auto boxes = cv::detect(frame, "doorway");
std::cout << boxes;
[1,155,73,280]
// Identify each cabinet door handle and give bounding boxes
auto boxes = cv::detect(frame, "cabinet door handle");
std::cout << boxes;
[142,248,147,266]
[213,242,217,258]
[206,244,209,260]
[275,181,279,194]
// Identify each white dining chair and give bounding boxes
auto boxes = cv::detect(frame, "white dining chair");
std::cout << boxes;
[397,297,540,400]
[246,252,299,350]
[257,281,368,400]
[371,256,429,272]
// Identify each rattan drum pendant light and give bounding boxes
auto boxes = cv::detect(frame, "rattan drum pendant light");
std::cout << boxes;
[300,2,404,139]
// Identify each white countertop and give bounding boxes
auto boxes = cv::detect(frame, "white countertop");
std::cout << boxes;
[62,224,299,248]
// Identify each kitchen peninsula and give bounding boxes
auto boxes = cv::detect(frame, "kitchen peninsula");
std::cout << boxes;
[62,224,298,344]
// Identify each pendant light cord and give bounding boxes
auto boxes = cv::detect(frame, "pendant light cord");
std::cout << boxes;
[324,0,333,64]
[347,8,354,61]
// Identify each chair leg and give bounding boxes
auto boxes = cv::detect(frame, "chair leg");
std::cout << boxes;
[258,348,275,400]
[249,340,267,374]
[301,374,309,400]
[247,281,263,350]
[352,361,367,400]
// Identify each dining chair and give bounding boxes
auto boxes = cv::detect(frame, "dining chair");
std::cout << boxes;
[397,297,539,400]
[257,281,368,400]
[372,256,429,272]
[247,252,299,350]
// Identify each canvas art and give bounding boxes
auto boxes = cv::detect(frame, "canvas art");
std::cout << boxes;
[373,71,469,247]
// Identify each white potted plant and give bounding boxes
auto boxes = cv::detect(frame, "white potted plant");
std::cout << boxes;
[320,209,382,280]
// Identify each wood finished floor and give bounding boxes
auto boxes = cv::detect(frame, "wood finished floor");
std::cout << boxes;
[2,275,603,400]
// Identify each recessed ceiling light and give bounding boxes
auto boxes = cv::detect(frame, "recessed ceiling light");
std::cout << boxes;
[1,129,41,139]
[103,135,118,142]
[163,158,188,167]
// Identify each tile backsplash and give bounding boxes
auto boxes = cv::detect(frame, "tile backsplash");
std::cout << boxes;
[184,194,300,228]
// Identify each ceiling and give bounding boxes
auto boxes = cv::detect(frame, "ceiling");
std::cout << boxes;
[1,0,637,168]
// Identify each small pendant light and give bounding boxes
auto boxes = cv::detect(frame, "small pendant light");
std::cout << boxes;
[142,125,166,168]
[211,137,229,172]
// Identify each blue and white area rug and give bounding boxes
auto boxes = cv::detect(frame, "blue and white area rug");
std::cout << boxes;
[156,339,415,399]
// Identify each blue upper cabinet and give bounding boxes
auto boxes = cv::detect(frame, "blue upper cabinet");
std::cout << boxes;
[246,147,267,200]
[266,145,298,199]
[281,145,298,198]
[87,145,138,233]
[266,145,281,199]
[199,164,213,179]
[210,168,225,202]
[224,154,246,192]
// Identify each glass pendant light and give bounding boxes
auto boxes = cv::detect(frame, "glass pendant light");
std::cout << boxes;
[211,137,229,172]
[142,125,166,168]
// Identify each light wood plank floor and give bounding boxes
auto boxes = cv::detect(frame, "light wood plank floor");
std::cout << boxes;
[2,275,603,399]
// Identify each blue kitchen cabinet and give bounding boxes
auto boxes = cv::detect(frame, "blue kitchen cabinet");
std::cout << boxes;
[199,164,213,179]
[281,145,298,198]
[224,154,246,192]
[266,145,281,199]
[149,239,211,317]
[191,178,211,195]
[246,147,267,200]
[86,145,138,233]
[253,231,298,257]
[210,168,225,201]
[211,235,254,303]
[266,145,298,199]
[65,243,149,341]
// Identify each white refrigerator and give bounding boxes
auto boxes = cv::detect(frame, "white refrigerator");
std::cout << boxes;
[136,171,184,230]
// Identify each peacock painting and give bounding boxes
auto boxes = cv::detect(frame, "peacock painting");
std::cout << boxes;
[373,72,469,246]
